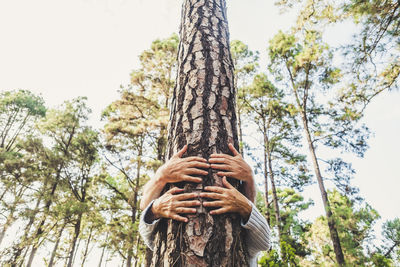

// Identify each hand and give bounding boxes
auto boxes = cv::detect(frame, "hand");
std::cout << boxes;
[151,187,201,222]
[209,143,253,183]
[200,177,252,220]
[156,145,210,184]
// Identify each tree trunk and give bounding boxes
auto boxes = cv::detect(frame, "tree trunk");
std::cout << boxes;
[97,232,109,267]
[81,226,93,267]
[67,213,82,267]
[144,248,153,267]
[266,139,282,241]
[237,111,244,155]
[151,0,248,266]
[26,181,59,267]
[49,222,66,267]
[0,186,25,246]
[300,112,345,266]
[262,121,270,224]
[9,193,43,267]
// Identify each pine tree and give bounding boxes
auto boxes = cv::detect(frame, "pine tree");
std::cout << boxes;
[151,0,248,265]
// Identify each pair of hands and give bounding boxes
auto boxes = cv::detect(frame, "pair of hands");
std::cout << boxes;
[150,144,253,222]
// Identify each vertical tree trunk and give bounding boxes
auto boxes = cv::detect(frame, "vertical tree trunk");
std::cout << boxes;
[0,186,25,246]
[81,226,93,267]
[97,232,109,267]
[267,147,282,241]
[152,0,248,266]
[67,214,83,267]
[262,121,270,224]
[300,112,345,266]
[237,112,244,155]
[49,222,66,267]
[26,177,60,267]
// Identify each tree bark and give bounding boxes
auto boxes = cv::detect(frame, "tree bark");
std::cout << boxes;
[300,112,345,266]
[151,0,248,266]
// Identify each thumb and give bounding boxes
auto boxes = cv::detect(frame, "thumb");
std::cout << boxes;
[228,143,240,156]
[175,145,188,158]
[222,176,234,189]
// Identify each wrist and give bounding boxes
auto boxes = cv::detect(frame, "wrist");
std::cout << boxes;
[150,202,161,220]
[155,167,167,186]
[239,198,252,222]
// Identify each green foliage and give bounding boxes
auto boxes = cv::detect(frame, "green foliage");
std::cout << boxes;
[306,190,380,266]
[0,89,46,152]
[259,241,298,267]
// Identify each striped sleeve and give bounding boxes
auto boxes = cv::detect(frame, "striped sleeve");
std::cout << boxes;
[241,201,271,258]
[138,200,160,251]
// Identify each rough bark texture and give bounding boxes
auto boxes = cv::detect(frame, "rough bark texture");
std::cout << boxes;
[151,0,248,266]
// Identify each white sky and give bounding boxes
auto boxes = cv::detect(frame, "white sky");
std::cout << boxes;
[1,0,399,265]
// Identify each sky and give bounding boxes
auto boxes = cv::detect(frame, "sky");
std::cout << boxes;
[1,0,399,265]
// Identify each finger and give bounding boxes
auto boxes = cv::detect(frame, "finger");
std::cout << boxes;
[175,207,197,214]
[185,156,208,163]
[203,186,225,194]
[210,164,231,171]
[210,207,229,215]
[216,171,235,177]
[209,154,231,159]
[179,200,201,207]
[176,145,188,158]
[186,168,209,176]
[200,192,223,200]
[186,161,210,169]
[168,187,185,195]
[182,175,202,183]
[203,201,224,207]
[171,214,189,222]
[208,158,227,164]
[222,176,234,189]
[175,192,199,200]
[228,143,240,156]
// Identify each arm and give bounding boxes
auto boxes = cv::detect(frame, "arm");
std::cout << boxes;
[140,145,209,210]
[208,143,256,202]
[241,202,271,258]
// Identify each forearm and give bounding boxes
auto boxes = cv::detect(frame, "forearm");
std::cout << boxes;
[140,172,166,210]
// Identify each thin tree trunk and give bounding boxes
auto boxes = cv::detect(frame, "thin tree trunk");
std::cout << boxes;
[0,186,25,246]
[67,214,82,267]
[81,226,93,267]
[237,111,244,155]
[262,119,271,224]
[300,112,345,266]
[267,146,282,241]
[263,143,270,224]
[49,222,66,267]
[97,232,109,267]
[9,194,43,267]
[152,0,248,266]
[26,180,59,267]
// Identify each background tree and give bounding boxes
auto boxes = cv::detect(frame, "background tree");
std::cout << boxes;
[230,40,259,153]
[306,190,380,266]
[243,73,310,241]
[269,29,370,265]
